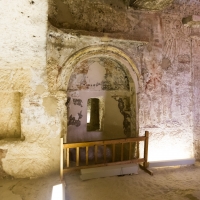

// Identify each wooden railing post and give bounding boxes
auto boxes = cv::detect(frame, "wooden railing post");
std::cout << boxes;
[112,144,115,162]
[86,146,88,165]
[121,143,124,161]
[95,145,98,164]
[63,134,67,165]
[129,142,132,160]
[60,138,63,180]
[66,148,69,168]
[104,145,106,163]
[76,147,79,167]
[144,131,149,168]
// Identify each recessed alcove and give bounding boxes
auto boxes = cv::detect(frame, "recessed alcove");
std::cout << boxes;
[0,92,21,139]
[66,56,138,143]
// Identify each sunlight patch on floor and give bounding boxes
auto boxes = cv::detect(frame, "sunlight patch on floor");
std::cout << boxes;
[51,184,64,200]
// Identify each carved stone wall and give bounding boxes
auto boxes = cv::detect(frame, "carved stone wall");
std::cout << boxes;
[1,0,200,179]
[47,0,200,161]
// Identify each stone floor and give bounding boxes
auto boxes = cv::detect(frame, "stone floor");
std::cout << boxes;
[1,162,200,200]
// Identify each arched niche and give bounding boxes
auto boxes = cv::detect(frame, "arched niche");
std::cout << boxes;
[57,45,140,91]
[58,45,140,143]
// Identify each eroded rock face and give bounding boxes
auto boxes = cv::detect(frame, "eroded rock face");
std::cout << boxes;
[48,0,155,42]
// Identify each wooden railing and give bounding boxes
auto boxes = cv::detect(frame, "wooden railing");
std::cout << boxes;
[60,131,151,180]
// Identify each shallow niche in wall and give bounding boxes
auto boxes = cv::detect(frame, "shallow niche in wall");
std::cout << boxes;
[0,92,21,139]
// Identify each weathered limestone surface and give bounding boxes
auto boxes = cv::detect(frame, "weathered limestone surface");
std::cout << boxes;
[0,0,63,178]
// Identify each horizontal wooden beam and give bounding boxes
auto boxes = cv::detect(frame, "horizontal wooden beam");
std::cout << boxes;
[63,159,144,173]
[63,137,145,149]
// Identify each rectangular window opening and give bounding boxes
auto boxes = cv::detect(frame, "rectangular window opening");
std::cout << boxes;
[87,98,100,132]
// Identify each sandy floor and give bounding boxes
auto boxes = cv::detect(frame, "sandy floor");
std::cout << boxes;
[1,162,200,200]
[65,162,200,200]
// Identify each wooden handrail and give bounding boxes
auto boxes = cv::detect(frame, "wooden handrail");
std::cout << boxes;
[63,137,146,148]
[144,131,149,168]
[60,138,63,180]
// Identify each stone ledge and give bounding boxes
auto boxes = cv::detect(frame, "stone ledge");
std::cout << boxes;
[60,28,149,43]
[149,158,195,168]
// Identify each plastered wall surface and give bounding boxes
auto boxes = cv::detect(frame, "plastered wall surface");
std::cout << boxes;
[0,0,200,178]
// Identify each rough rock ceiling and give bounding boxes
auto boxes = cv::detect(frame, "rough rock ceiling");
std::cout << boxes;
[48,0,200,36]
[48,0,130,29]
[48,0,172,32]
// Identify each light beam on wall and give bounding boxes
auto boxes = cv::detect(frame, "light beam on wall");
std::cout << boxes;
[51,184,64,200]
[87,112,90,123]
[139,133,194,162]
[148,143,192,161]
